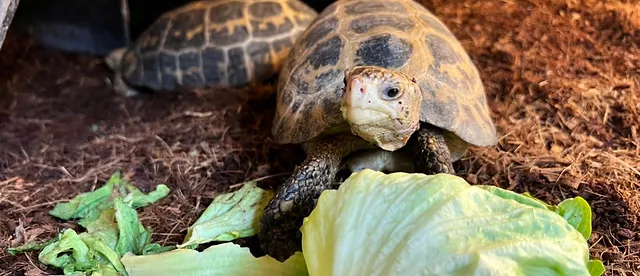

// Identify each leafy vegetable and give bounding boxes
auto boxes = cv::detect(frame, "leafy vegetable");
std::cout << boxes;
[587,260,606,276]
[122,242,308,276]
[49,172,169,221]
[478,186,594,241]
[179,181,274,248]
[300,169,602,276]
[7,170,605,276]
[9,172,172,276]
[39,228,125,275]
[557,197,592,240]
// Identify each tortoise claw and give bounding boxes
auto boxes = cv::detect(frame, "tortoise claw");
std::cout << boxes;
[258,135,373,261]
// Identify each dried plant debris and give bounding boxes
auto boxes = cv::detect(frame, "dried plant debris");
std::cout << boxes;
[1,0,639,274]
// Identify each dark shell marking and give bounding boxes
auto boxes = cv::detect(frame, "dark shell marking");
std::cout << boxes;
[247,41,275,83]
[308,36,343,70]
[303,16,337,47]
[273,0,497,148]
[426,34,462,66]
[210,1,244,23]
[355,34,413,68]
[314,69,341,93]
[159,53,177,89]
[137,17,170,53]
[179,51,205,87]
[201,48,226,84]
[120,0,318,91]
[227,47,249,87]
[209,25,249,46]
[162,9,207,52]
[249,1,282,18]
[251,18,294,37]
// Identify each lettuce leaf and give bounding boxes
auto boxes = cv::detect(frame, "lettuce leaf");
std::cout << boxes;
[556,197,592,240]
[122,242,308,276]
[49,172,169,222]
[179,181,274,248]
[478,186,594,240]
[38,228,125,276]
[300,169,601,276]
[9,172,173,276]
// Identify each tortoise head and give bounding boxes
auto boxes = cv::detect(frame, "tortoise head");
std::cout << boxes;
[104,48,127,71]
[341,66,422,151]
[104,48,138,77]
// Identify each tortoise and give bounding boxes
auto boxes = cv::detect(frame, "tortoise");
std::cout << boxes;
[104,0,319,96]
[258,0,499,261]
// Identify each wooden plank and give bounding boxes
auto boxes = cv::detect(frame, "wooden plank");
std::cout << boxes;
[0,0,20,51]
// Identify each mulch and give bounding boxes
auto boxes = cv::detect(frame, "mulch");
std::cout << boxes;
[1,0,638,275]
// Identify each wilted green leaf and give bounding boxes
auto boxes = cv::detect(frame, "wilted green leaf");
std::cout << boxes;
[84,208,119,249]
[125,184,171,209]
[114,198,150,256]
[49,172,170,222]
[178,181,274,248]
[49,173,122,220]
[79,233,127,274]
[38,229,124,276]
[17,172,172,276]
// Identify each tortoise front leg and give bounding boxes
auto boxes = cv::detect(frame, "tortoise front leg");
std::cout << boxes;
[259,134,372,262]
[409,123,455,174]
[112,71,141,97]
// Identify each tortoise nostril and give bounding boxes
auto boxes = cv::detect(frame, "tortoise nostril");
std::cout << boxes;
[350,78,366,95]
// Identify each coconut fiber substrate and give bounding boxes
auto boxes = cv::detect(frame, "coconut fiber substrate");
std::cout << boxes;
[0,0,639,275]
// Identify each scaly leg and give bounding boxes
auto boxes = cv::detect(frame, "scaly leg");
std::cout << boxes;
[112,71,140,97]
[410,124,455,174]
[259,134,372,261]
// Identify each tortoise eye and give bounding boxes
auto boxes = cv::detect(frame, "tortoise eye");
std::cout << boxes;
[382,87,401,100]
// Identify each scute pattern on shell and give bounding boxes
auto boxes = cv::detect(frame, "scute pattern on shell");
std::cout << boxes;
[119,0,318,91]
[273,0,498,148]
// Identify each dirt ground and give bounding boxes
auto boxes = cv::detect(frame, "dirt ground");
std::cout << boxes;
[0,0,639,275]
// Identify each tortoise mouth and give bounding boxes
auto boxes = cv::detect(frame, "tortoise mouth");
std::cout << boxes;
[341,106,413,151]
[342,106,394,126]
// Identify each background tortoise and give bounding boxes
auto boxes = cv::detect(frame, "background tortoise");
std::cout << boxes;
[104,0,318,96]
[259,0,499,261]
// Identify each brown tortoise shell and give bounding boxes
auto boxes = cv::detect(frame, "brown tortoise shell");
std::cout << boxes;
[117,0,318,91]
[273,0,498,154]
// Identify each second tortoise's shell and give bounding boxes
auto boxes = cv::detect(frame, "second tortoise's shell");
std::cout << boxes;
[117,0,318,91]
[273,0,498,150]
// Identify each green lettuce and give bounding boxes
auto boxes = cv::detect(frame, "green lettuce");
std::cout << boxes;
[9,172,173,276]
[9,170,605,276]
[122,242,308,276]
[179,181,274,248]
[300,169,603,276]
[49,172,170,222]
